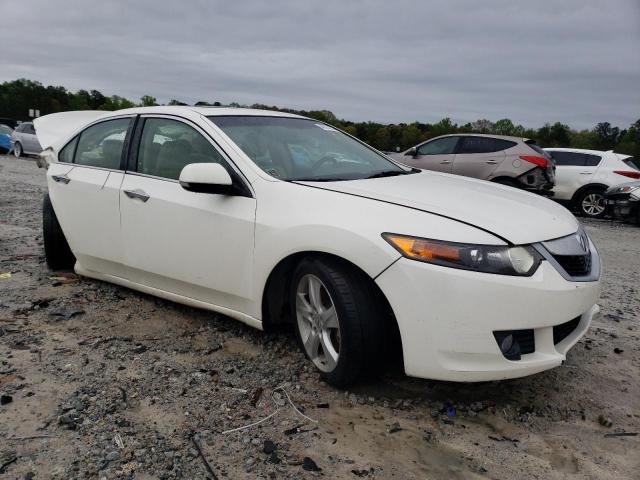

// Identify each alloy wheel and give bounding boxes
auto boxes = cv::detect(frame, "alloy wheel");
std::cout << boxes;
[581,193,605,216]
[13,143,22,157]
[295,274,341,372]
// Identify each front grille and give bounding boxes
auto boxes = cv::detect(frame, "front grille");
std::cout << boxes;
[553,316,581,344]
[552,253,591,276]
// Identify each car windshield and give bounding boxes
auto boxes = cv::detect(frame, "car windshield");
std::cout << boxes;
[0,125,13,135]
[208,115,410,181]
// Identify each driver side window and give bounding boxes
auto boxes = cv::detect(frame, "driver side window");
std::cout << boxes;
[416,136,459,155]
[136,118,229,180]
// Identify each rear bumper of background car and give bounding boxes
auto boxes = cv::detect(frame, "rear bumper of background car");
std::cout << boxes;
[376,259,600,381]
[518,166,555,194]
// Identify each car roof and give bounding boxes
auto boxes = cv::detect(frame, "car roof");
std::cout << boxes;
[436,133,529,142]
[99,105,307,119]
[544,147,615,156]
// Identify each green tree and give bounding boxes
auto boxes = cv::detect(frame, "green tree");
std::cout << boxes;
[140,95,157,107]
[593,122,621,150]
[471,119,494,133]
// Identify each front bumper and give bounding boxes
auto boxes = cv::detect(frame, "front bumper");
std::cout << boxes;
[376,259,600,381]
[605,195,639,223]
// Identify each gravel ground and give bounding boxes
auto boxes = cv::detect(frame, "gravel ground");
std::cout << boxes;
[0,154,638,480]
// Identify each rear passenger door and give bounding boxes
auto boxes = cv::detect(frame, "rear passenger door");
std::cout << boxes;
[452,137,512,180]
[46,116,134,275]
[549,151,601,200]
[119,116,256,314]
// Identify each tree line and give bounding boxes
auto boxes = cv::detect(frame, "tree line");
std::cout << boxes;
[1,78,638,158]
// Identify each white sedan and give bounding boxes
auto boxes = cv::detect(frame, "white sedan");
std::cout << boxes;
[35,107,601,387]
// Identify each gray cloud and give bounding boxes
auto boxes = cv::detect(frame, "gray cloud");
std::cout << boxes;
[1,0,638,129]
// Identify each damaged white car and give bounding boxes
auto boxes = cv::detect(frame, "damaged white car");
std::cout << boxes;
[35,107,601,387]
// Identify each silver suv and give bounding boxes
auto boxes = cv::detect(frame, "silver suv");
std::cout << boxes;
[389,134,555,194]
[11,122,42,157]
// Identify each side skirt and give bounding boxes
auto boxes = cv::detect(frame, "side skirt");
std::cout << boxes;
[75,262,263,331]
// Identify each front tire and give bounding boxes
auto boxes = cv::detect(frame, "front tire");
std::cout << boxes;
[43,194,76,270]
[575,188,606,218]
[290,257,384,388]
[13,142,23,158]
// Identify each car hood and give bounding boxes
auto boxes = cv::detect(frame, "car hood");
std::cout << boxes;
[299,171,578,245]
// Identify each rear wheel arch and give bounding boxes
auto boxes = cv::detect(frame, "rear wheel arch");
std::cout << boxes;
[43,193,76,270]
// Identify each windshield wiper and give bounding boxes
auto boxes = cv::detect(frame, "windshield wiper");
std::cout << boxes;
[365,169,417,179]
[290,177,344,182]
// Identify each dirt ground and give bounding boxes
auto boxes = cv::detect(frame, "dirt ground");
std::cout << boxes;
[1,154,638,480]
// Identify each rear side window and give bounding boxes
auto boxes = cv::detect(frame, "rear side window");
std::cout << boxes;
[549,151,601,167]
[525,141,551,158]
[136,118,229,180]
[457,136,516,154]
[583,154,601,167]
[416,136,459,155]
[58,136,79,163]
[75,118,131,169]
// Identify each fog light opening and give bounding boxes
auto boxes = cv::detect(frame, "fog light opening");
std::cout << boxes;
[494,332,523,361]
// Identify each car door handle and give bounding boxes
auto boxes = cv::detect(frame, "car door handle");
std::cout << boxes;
[51,174,71,184]
[579,172,593,175]
[440,160,451,164]
[486,160,499,164]
[124,189,150,202]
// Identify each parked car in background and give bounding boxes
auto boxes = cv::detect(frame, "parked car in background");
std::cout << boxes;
[34,107,600,387]
[11,121,42,157]
[546,148,640,218]
[389,134,554,194]
[604,180,640,225]
[0,124,13,153]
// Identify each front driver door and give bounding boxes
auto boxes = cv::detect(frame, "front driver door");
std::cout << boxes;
[119,116,256,315]
[404,136,459,173]
[46,117,133,275]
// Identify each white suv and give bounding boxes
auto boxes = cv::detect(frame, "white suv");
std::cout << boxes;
[545,148,640,218]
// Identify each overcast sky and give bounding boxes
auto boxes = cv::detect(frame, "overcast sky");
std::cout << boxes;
[1,0,638,129]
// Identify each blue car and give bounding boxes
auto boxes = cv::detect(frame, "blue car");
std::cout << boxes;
[0,124,13,153]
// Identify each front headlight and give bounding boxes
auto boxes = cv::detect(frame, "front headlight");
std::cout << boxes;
[382,233,542,276]
[609,184,640,197]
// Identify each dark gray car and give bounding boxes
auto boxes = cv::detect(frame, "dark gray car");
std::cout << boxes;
[389,134,555,194]
[11,122,42,157]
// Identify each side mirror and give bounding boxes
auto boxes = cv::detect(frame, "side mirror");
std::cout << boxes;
[179,163,234,194]
[406,146,418,157]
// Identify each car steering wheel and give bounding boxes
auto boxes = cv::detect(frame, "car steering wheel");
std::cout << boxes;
[311,155,338,170]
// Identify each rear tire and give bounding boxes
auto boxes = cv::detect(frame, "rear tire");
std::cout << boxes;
[13,142,23,158]
[575,188,606,218]
[43,194,76,270]
[290,257,384,388]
